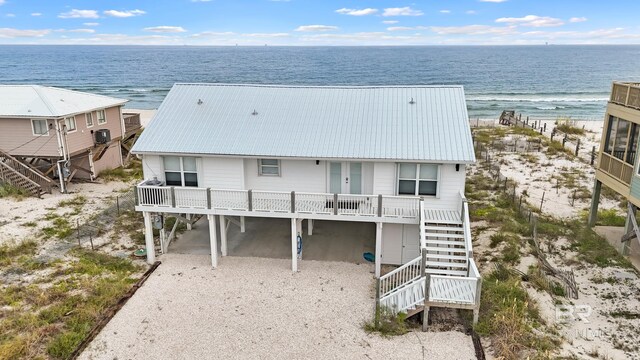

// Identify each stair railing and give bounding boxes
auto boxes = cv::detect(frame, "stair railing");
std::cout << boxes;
[459,191,473,258]
[0,149,53,193]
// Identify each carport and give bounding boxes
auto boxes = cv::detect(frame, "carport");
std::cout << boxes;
[169,217,376,265]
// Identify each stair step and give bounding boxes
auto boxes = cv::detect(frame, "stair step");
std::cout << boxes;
[424,225,463,232]
[425,253,468,261]
[423,246,467,253]
[424,239,465,246]
[424,220,462,225]
[425,232,464,239]
[425,260,468,269]
[425,268,468,276]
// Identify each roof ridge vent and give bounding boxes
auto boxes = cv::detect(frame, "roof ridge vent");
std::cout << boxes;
[409,97,415,105]
[251,109,258,116]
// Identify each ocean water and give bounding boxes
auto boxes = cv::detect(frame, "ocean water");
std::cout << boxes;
[1,45,639,120]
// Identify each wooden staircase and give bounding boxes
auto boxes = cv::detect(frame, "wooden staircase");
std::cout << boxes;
[422,220,469,277]
[0,149,54,197]
[377,193,482,327]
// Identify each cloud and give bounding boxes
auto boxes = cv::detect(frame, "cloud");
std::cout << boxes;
[430,24,516,35]
[104,9,146,18]
[335,8,378,16]
[6,13,14,17]
[496,15,564,27]
[294,25,338,32]
[144,26,187,33]
[83,23,99,26]
[54,28,96,33]
[58,9,99,19]
[382,7,423,17]
[466,10,477,15]
[382,20,398,24]
[31,13,42,17]
[569,17,588,23]
[387,26,427,32]
[480,0,507,2]
[440,10,451,14]
[0,28,50,38]
[0,0,5,5]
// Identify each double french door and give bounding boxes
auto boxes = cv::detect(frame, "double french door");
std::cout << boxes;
[329,162,362,194]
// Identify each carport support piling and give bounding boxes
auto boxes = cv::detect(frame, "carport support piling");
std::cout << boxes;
[307,219,313,236]
[186,214,192,231]
[219,215,228,256]
[375,222,382,278]
[291,218,298,272]
[240,216,245,233]
[143,212,155,264]
[208,215,218,268]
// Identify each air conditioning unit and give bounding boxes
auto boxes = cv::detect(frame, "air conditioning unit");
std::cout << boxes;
[95,129,111,144]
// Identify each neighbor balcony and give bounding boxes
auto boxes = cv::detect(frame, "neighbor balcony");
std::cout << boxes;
[134,183,437,224]
[611,82,640,110]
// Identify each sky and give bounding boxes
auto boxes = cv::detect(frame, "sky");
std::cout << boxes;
[0,0,640,45]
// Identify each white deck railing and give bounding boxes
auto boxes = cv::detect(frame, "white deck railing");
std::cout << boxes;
[136,184,422,220]
[460,191,474,257]
[379,256,422,298]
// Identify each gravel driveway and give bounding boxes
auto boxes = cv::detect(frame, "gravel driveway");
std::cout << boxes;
[80,254,476,360]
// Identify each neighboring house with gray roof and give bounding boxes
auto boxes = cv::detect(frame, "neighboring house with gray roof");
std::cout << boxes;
[0,85,138,194]
[133,83,482,325]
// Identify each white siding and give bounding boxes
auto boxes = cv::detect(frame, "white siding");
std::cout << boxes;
[373,162,396,195]
[142,155,163,181]
[423,164,466,210]
[244,159,326,192]
[202,157,244,189]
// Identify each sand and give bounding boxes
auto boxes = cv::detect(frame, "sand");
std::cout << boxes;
[79,254,477,360]
[472,119,640,359]
[0,180,133,247]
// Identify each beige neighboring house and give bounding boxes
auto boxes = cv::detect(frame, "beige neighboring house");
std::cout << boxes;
[0,85,137,195]
[590,81,640,253]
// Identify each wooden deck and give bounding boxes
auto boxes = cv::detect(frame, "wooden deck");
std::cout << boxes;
[422,209,461,223]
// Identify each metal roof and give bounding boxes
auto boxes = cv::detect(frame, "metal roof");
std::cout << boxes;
[132,84,476,163]
[0,85,127,118]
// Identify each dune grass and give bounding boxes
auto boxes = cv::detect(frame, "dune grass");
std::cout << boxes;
[0,245,142,360]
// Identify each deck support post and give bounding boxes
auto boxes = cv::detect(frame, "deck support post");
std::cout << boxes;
[308,219,313,236]
[375,222,383,278]
[208,214,218,268]
[588,179,602,227]
[291,218,298,272]
[186,213,192,231]
[143,212,155,264]
[422,274,431,332]
[473,278,483,325]
[219,215,228,256]
[240,216,245,233]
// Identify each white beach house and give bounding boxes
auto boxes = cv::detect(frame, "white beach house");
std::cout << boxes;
[132,84,481,320]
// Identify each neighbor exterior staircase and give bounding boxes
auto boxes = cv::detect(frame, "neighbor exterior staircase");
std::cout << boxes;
[0,149,54,197]
[377,191,482,327]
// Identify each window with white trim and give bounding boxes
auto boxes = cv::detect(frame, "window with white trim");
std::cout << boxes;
[32,119,48,135]
[97,110,106,124]
[164,156,198,187]
[64,117,77,132]
[86,112,94,128]
[397,163,438,196]
[258,159,280,176]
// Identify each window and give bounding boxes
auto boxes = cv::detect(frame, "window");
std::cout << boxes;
[64,117,77,132]
[97,110,106,124]
[258,159,280,176]
[32,119,48,136]
[164,156,198,187]
[86,112,94,128]
[604,116,638,166]
[398,163,438,196]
